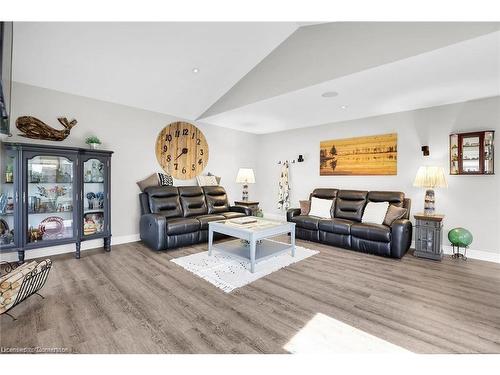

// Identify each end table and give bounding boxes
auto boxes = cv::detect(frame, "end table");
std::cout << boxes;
[234,200,260,215]
[414,213,445,261]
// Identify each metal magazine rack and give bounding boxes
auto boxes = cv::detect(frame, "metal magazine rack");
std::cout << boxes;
[0,259,52,320]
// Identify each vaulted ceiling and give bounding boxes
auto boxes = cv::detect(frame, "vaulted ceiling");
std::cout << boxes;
[13,22,500,133]
[12,22,298,120]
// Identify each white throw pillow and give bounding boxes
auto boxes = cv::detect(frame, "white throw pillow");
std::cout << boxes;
[362,202,390,225]
[308,197,333,218]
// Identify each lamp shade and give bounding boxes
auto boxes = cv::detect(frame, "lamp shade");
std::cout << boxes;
[236,168,255,184]
[413,166,448,188]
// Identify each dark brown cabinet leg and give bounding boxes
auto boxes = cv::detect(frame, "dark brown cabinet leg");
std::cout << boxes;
[104,236,111,252]
[75,242,81,259]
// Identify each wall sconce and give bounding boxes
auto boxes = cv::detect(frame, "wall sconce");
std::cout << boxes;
[421,146,430,156]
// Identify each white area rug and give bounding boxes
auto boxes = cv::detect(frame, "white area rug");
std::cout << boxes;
[171,244,319,293]
[284,313,413,354]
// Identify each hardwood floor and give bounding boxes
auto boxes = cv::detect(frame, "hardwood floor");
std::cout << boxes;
[1,237,500,353]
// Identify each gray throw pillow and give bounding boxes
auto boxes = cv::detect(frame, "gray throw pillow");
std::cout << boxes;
[299,200,310,215]
[383,205,407,226]
[137,173,159,192]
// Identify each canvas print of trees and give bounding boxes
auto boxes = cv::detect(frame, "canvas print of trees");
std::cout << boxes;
[320,133,397,175]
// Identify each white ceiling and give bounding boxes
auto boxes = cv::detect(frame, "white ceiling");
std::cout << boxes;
[200,22,500,118]
[12,22,500,134]
[201,31,500,134]
[12,22,298,120]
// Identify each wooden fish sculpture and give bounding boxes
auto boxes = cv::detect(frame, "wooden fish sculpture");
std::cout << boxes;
[16,116,77,141]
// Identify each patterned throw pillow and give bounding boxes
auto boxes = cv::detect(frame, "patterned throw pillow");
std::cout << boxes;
[196,175,218,186]
[207,172,221,185]
[158,173,173,186]
[383,205,408,226]
[299,200,310,215]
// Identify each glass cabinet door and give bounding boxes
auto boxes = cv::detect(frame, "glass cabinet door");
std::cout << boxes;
[0,148,17,250]
[460,134,482,174]
[484,131,494,174]
[82,158,107,237]
[25,154,76,244]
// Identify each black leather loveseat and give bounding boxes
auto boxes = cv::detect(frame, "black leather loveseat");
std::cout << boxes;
[139,186,251,251]
[287,189,412,258]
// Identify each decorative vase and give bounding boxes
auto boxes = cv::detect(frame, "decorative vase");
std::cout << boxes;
[89,143,99,150]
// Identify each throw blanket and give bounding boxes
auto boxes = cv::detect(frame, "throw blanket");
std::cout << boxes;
[277,162,290,210]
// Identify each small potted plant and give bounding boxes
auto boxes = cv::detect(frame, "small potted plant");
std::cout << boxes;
[85,136,102,150]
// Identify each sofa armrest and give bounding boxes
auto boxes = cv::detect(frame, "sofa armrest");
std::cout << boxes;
[229,205,252,216]
[140,214,167,251]
[390,219,413,258]
[287,208,302,222]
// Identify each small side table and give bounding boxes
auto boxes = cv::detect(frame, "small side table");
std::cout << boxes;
[414,213,445,261]
[234,200,260,215]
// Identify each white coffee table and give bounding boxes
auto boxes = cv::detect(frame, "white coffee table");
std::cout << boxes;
[208,217,296,273]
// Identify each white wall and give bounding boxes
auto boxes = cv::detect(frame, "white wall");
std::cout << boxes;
[2,83,498,260]
[1,82,257,260]
[256,97,500,255]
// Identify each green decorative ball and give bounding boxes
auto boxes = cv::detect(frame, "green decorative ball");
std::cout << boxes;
[448,227,473,247]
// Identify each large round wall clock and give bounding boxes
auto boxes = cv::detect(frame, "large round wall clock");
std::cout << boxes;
[155,121,209,180]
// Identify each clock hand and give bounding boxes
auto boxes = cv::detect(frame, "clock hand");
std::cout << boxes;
[174,148,189,160]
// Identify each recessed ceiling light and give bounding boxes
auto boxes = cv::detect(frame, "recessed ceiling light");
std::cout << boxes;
[321,91,338,98]
[340,105,348,109]
[192,68,199,73]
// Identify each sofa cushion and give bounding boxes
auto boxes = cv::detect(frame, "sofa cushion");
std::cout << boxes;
[318,218,354,235]
[291,215,321,230]
[165,217,200,235]
[351,223,391,242]
[145,186,182,218]
[311,188,338,200]
[196,214,225,230]
[203,186,230,214]
[178,186,208,217]
[334,190,368,222]
[221,212,246,220]
[367,191,405,207]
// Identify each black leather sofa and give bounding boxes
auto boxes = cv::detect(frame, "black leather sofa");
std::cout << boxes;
[287,189,412,259]
[139,186,251,251]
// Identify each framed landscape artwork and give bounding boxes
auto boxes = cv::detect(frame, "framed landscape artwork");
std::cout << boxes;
[320,133,397,175]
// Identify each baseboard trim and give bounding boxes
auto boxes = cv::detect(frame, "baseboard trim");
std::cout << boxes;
[3,228,497,265]
[412,241,499,263]
[261,213,500,264]
[0,233,141,262]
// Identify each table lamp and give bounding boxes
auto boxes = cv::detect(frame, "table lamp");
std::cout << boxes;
[413,166,447,215]
[236,168,255,201]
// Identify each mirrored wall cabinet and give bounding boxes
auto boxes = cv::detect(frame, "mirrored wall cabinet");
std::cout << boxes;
[0,142,113,261]
[450,131,494,175]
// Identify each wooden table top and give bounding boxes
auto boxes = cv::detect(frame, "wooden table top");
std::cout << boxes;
[414,213,445,221]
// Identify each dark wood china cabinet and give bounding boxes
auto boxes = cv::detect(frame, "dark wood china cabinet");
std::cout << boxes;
[450,131,494,175]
